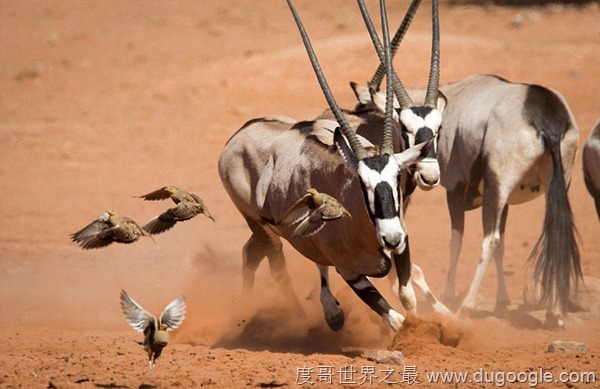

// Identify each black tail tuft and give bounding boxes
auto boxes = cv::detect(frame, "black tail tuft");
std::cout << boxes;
[525,84,581,315]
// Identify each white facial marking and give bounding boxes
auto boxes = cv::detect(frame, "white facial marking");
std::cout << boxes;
[357,158,406,249]
[377,218,403,247]
[400,109,424,134]
[425,109,443,131]
[399,108,443,150]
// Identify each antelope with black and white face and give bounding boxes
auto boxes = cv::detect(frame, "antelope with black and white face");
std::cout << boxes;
[218,0,435,331]
[314,0,450,327]
[358,0,443,192]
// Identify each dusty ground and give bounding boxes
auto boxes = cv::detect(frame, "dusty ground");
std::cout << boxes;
[1,1,599,388]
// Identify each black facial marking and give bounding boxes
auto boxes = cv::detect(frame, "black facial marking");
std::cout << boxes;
[410,106,434,118]
[361,154,391,172]
[415,127,434,144]
[374,183,397,219]
[415,127,437,158]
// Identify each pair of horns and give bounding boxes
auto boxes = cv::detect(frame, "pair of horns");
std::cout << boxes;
[366,0,440,110]
[286,0,396,159]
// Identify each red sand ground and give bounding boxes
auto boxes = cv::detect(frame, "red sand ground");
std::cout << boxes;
[1,1,599,388]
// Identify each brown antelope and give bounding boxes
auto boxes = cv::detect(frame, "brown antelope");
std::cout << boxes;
[219,0,437,332]
[364,74,581,326]
[583,120,600,221]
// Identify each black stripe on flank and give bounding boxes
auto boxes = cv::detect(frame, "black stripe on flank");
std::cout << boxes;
[374,183,397,219]
[291,120,316,135]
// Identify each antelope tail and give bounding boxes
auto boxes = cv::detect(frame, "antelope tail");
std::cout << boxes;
[526,86,581,316]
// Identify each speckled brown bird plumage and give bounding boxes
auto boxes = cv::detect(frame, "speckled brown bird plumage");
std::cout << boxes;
[120,289,186,369]
[140,186,214,234]
[280,188,351,237]
[70,210,150,249]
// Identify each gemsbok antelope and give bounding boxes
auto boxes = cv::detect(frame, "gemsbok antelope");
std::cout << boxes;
[314,0,451,325]
[583,120,600,221]
[219,0,435,332]
[365,74,581,326]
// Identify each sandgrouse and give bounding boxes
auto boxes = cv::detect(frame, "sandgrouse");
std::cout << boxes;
[280,188,351,237]
[70,210,150,249]
[120,289,186,368]
[140,186,214,234]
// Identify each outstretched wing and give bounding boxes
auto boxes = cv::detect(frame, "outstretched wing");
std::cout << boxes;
[280,193,312,226]
[139,187,175,201]
[292,211,326,237]
[70,212,110,241]
[120,289,155,333]
[159,295,186,331]
[71,212,115,249]
[143,211,178,235]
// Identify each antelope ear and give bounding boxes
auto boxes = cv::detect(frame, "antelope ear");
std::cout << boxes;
[437,91,448,113]
[369,87,386,114]
[370,87,400,121]
[334,127,358,170]
[394,139,433,168]
[350,81,372,105]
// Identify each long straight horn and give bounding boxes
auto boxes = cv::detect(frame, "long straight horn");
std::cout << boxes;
[369,0,422,92]
[286,0,367,160]
[380,0,395,155]
[424,0,440,108]
[357,0,413,111]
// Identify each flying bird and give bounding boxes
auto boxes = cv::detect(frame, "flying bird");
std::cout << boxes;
[70,210,151,249]
[139,186,214,234]
[280,188,351,237]
[120,289,186,369]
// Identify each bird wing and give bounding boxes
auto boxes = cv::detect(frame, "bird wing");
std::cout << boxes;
[280,194,312,226]
[120,289,155,333]
[70,212,111,242]
[143,211,178,235]
[159,295,186,331]
[139,187,174,201]
[292,211,326,237]
[77,232,116,249]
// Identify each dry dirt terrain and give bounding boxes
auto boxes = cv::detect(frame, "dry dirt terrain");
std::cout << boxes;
[1,1,599,388]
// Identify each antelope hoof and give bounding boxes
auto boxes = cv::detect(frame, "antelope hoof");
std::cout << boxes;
[324,305,345,332]
[321,295,345,332]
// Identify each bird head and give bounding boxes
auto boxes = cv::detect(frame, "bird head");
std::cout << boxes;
[307,188,319,196]
[164,186,178,195]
